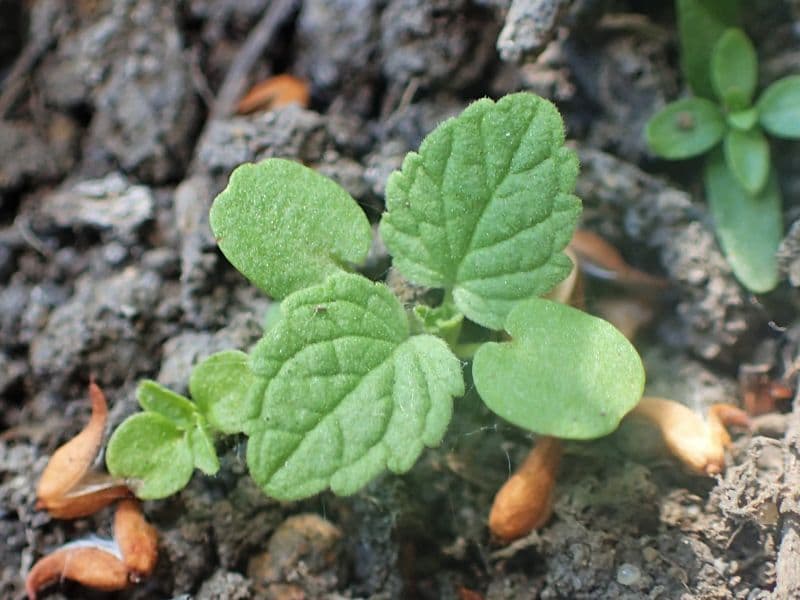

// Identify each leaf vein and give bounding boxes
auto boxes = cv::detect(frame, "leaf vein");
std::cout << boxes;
[460,108,544,271]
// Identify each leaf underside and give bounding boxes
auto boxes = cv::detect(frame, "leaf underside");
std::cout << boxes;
[705,150,782,293]
[380,92,581,330]
[245,273,464,500]
[210,158,372,299]
[473,298,645,439]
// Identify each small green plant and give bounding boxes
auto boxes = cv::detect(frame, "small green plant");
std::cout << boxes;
[106,93,645,501]
[646,3,800,292]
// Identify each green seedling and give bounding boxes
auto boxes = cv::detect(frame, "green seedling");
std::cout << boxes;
[646,4,800,292]
[107,93,645,501]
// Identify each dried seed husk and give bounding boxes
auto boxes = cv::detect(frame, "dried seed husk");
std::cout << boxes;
[26,545,128,599]
[489,436,562,542]
[36,383,111,514]
[630,397,724,475]
[115,499,158,579]
[569,229,668,290]
[236,74,310,114]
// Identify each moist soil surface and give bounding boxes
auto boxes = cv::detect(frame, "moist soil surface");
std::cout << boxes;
[2,1,800,599]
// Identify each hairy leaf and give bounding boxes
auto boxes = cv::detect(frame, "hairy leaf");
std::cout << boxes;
[380,93,581,330]
[758,75,800,139]
[705,151,782,293]
[189,418,220,475]
[711,28,757,108]
[107,383,221,498]
[190,350,260,434]
[210,158,372,299]
[106,413,195,499]
[723,128,770,195]
[677,0,740,99]
[246,273,464,500]
[136,380,198,429]
[473,298,645,439]
[646,98,726,159]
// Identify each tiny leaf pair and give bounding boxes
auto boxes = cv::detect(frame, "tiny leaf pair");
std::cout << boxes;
[106,355,255,499]
[646,22,800,292]
[108,93,645,502]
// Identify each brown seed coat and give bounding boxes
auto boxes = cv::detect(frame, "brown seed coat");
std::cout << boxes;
[115,499,158,579]
[630,397,749,476]
[489,436,562,542]
[26,546,129,599]
[35,383,129,518]
[236,74,310,114]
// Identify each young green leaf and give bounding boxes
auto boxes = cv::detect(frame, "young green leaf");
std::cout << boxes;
[757,75,800,139]
[727,107,758,131]
[645,98,726,159]
[723,128,770,195]
[411,303,464,348]
[711,28,757,108]
[676,0,741,99]
[106,413,195,499]
[210,158,372,299]
[188,418,221,475]
[136,380,198,429]
[473,298,645,439]
[246,272,464,500]
[380,92,581,330]
[107,383,222,498]
[190,350,260,434]
[705,151,782,293]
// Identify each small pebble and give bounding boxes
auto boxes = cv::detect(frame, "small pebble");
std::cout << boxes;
[642,547,659,563]
[616,563,641,586]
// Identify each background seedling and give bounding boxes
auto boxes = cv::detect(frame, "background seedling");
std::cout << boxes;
[106,92,645,507]
[645,1,800,292]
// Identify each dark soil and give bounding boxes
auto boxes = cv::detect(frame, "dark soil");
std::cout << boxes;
[2,1,799,598]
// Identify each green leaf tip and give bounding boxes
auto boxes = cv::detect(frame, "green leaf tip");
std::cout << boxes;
[705,151,782,293]
[645,98,725,159]
[676,0,740,99]
[106,412,196,499]
[757,75,800,139]
[137,379,197,429]
[106,380,221,499]
[711,28,757,108]
[246,272,464,500]
[472,298,645,440]
[723,128,769,195]
[190,350,260,434]
[380,92,581,330]
[210,158,372,299]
